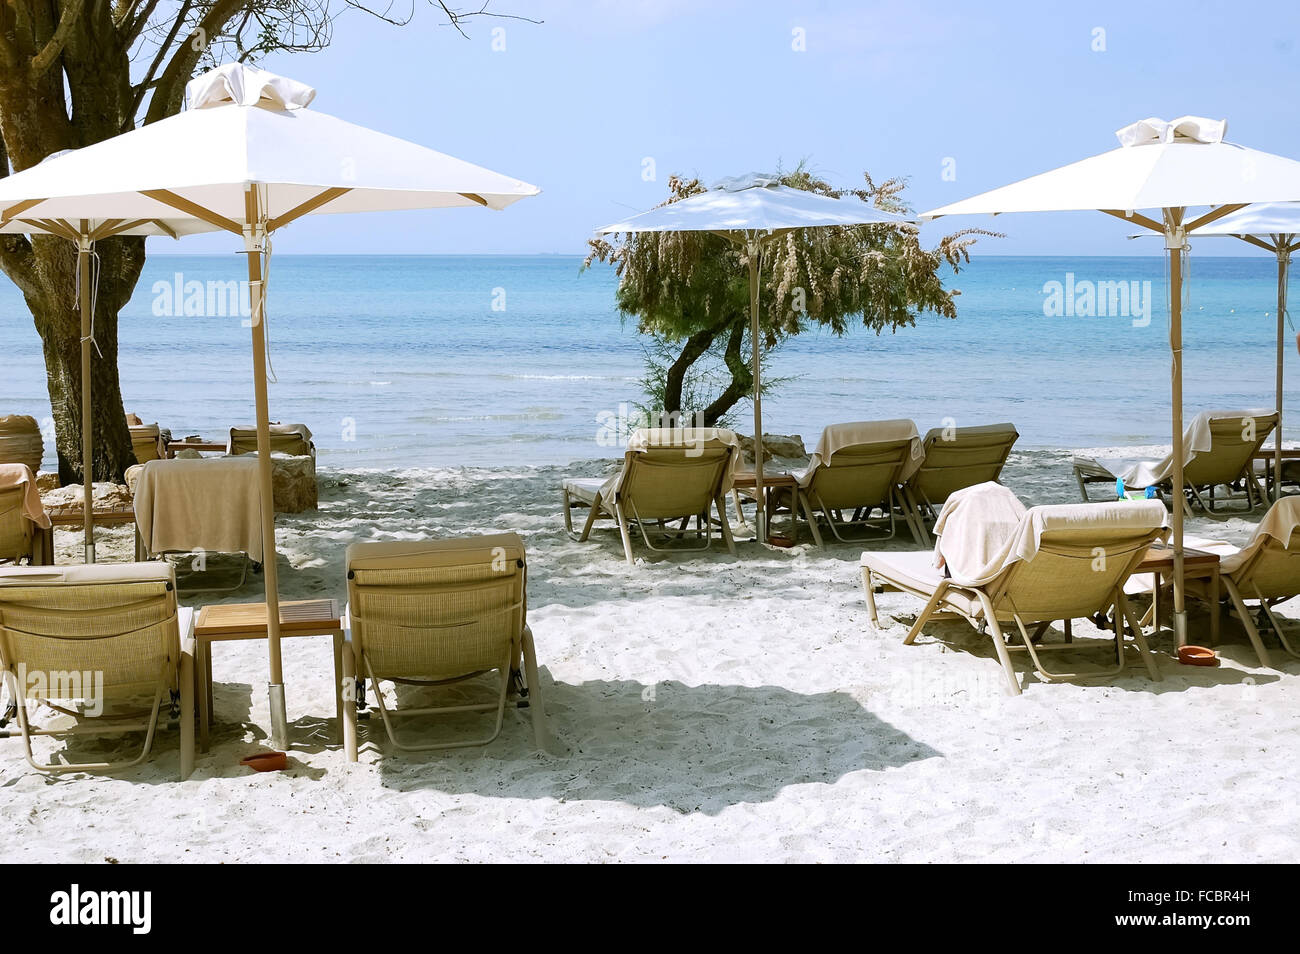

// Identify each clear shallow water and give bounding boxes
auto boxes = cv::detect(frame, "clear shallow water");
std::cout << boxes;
[0,254,1293,469]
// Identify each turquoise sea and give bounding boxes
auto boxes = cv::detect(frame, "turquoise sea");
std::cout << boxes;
[0,254,1293,470]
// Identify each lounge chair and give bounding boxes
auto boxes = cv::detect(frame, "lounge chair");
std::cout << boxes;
[0,464,52,566]
[861,482,1167,695]
[128,422,168,464]
[1186,497,1300,668]
[788,420,925,546]
[1073,410,1277,514]
[902,422,1019,544]
[562,428,738,564]
[228,423,315,458]
[341,533,548,758]
[0,562,194,779]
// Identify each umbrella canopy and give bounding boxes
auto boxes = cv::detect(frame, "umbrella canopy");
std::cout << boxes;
[1191,202,1300,501]
[0,66,537,224]
[0,63,539,749]
[922,115,1300,649]
[597,174,915,540]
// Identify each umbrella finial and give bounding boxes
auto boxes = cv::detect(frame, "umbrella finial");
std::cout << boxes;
[1116,116,1226,147]
[185,63,316,112]
[711,172,781,192]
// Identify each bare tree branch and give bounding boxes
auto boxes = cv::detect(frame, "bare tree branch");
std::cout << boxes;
[124,0,194,130]
[31,0,87,74]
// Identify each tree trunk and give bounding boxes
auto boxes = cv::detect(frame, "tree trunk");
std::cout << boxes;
[701,319,753,427]
[22,235,144,483]
[0,5,148,484]
[663,326,718,415]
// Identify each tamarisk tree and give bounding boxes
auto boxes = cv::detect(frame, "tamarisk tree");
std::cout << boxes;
[585,167,997,427]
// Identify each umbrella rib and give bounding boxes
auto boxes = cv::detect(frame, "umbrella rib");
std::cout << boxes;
[24,218,81,241]
[140,189,242,235]
[459,192,488,207]
[1101,209,1163,233]
[0,198,45,224]
[88,219,124,241]
[267,187,352,231]
[1239,233,1279,253]
[1185,203,1249,233]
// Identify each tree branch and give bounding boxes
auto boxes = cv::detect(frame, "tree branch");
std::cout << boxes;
[124,0,193,130]
[32,0,87,74]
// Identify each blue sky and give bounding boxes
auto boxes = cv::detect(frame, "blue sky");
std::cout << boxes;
[166,0,1300,256]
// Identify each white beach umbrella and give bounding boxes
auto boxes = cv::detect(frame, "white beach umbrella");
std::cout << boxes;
[597,175,915,540]
[922,116,1300,647]
[0,63,540,748]
[1189,202,1300,501]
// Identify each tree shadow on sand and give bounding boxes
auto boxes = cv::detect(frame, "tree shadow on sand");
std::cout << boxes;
[371,676,938,814]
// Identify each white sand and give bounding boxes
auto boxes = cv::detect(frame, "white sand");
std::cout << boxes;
[3,448,1298,863]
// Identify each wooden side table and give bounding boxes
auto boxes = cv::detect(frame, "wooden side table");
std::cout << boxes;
[165,440,228,458]
[731,469,799,538]
[1134,545,1221,647]
[193,598,344,752]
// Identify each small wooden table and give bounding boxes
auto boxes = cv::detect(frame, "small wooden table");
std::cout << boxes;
[1135,545,1221,647]
[193,598,344,752]
[1253,448,1300,499]
[731,469,799,538]
[165,440,227,458]
[44,501,139,561]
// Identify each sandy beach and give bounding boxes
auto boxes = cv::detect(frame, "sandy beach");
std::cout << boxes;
[3,446,1295,864]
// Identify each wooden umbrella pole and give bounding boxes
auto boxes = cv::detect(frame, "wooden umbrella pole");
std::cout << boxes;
[1277,244,1288,503]
[244,186,288,749]
[78,227,94,563]
[1167,211,1188,647]
[747,237,765,542]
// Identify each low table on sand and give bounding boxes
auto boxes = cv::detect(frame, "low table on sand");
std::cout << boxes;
[1253,448,1300,500]
[44,500,138,560]
[730,469,799,539]
[193,598,344,752]
[1134,544,1221,647]
[165,439,227,458]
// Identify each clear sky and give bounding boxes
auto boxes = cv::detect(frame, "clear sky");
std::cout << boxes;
[166,0,1300,256]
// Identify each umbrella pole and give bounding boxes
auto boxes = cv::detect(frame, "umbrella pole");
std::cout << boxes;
[244,189,288,750]
[78,229,94,564]
[1276,245,1288,503]
[1167,216,1188,648]
[747,238,765,542]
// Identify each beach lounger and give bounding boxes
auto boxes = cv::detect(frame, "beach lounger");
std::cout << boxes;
[1185,497,1300,668]
[0,464,52,566]
[789,420,926,546]
[132,457,264,590]
[341,533,548,758]
[128,422,168,464]
[0,562,194,779]
[228,423,315,458]
[1073,410,1277,514]
[562,428,738,564]
[902,422,1019,544]
[861,482,1166,695]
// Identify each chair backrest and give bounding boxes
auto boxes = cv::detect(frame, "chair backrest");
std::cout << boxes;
[981,507,1164,622]
[129,423,165,464]
[229,426,314,457]
[0,487,34,564]
[0,563,179,698]
[617,441,734,520]
[1234,533,1300,599]
[1184,413,1278,487]
[909,423,1018,505]
[0,414,43,474]
[346,534,527,682]
[805,438,914,511]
